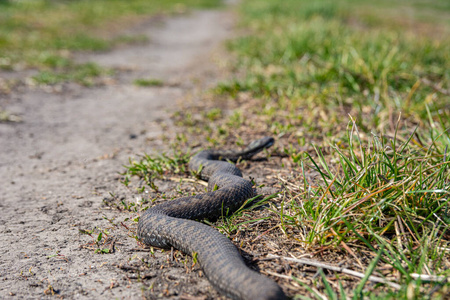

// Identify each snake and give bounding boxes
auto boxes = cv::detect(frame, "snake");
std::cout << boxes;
[137,137,287,300]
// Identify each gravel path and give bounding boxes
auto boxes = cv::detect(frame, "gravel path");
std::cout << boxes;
[0,8,234,299]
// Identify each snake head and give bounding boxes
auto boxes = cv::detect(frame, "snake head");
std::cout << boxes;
[247,136,275,151]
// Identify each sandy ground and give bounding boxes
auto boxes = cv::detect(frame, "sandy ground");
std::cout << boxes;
[0,8,235,299]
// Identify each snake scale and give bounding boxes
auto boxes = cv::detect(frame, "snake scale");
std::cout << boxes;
[137,137,286,300]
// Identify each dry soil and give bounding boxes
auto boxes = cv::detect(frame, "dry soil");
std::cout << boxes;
[0,8,235,300]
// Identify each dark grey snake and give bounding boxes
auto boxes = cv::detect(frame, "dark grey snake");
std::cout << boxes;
[137,137,286,300]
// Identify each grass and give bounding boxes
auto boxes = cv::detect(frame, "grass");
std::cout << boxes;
[121,0,450,298]
[286,123,449,298]
[0,0,221,85]
[133,78,165,87]
[32,61,112,86]
[122,150,191,193]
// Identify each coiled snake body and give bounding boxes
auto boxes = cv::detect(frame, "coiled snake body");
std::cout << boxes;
[137,137,286,300]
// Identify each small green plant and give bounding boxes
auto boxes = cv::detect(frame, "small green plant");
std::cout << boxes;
[205,108,223,121]
[79,227,113,254]
[133,78,164,87]
[122,150,190,192]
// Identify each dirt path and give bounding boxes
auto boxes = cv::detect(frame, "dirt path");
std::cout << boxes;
[0,8,234,299]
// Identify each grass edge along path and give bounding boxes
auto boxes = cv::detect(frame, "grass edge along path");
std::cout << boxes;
[0,0,222,86]
[122,0,449,299]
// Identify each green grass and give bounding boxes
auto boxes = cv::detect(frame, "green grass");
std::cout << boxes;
[218,0,449,135]
[121,0,449,298]
[0,0,221,84]
[122,150,191,193]
[215,0,449,298]
[287,123,449,298]
[32,61,112,86]
[133,78,165,87]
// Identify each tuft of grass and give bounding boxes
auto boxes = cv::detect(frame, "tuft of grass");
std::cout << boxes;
[280,120,449,296]
[122,150,191,193]
[32,62,112,86]
[133,78,164,87]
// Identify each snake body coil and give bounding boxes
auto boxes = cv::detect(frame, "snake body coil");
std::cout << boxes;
[137,137,286,300]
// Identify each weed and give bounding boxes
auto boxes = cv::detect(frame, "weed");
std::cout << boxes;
[79,227,114,254]
[133,78,164,87]
[122,150,190,193]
